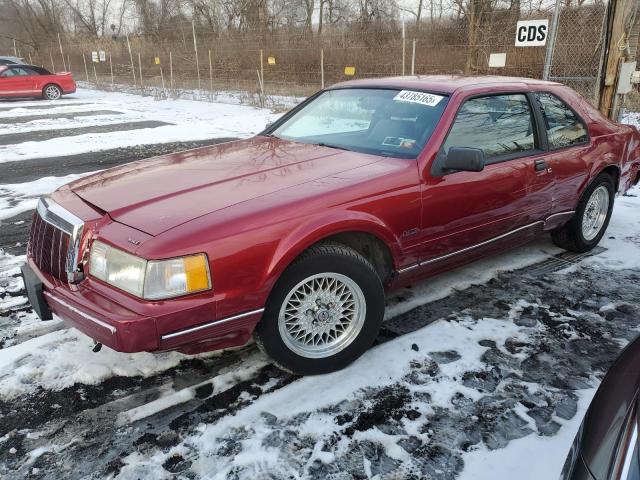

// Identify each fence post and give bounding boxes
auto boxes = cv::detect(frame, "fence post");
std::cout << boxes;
[192,20,201,90]
[543,0,561,80]
[82,52,89,82]
[50,50,56,73]
[67,55,71,73]
[209,49,213,93]
[13,38,17,56]
[57,33,67,71]
[260,49,264,98]
[321,48,324,89]
[109,53,114,86]
[126,34,137,87]
[28,53,33,64]
[138,52,143,89]
[170,51,174,91]
[402,21,406,76]
[160,63,165,91]
[411,39,416,75]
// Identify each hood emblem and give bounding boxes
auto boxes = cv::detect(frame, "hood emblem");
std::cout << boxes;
[127,237,141,246]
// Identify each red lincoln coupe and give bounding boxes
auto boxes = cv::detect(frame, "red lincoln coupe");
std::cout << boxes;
[21,76,640,375]
[0,64,76,100]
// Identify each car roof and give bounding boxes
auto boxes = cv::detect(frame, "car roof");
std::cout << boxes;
[0,56,23,61]
[330,75,560,95]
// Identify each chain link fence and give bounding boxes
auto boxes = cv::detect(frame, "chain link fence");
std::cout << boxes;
[16,1,614,110]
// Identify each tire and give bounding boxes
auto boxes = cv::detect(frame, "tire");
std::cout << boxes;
[254,243,385,375]
[551,173,615,253]
[42,84,62,100]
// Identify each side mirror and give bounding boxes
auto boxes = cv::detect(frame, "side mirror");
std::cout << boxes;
[442,147,485,172]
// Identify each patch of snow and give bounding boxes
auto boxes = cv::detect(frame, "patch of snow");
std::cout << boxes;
[0,88,281,163]
[0,173,98,221]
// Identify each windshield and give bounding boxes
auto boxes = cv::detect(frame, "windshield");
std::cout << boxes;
[271,88,449,159]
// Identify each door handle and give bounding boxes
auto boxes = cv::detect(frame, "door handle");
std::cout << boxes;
[534,159,548,172]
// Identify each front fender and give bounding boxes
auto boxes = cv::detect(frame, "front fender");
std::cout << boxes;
[265,211,403,289]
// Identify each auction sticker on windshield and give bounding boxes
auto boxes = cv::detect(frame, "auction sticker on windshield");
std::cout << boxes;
[393,90,444,107]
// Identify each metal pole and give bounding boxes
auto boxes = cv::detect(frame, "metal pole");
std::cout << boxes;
[192,20,201,90]
[260,49,264,99]
[543,0,562,80]
[321,48,324,89]
[126,34,136,87]
[208,49,213,93]
[109,53,114,86]
[82,52,89,82]
[402,21,406,76]
[57,33,67,71]
[411,39,416,75]
[138,52,143,89]
[170,51,174,90]
[93,63,99,86]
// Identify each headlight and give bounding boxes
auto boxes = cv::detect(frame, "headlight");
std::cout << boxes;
[144,255,211,300]
[89,241,211,300]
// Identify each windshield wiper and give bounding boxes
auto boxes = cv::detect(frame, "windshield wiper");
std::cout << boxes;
[316,142,351,152]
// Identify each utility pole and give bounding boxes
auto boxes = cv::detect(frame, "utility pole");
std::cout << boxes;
[598,0,638,119]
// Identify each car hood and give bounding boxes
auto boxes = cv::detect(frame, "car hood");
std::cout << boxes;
[69,136,379,236]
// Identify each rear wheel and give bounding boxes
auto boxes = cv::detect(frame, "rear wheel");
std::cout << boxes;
[42,84,62,100]
[551,173,615,252]
[254,243,385,375]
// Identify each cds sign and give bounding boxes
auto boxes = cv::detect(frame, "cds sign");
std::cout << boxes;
[515,19,549,47]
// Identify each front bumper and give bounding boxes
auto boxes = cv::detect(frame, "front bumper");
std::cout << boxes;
[21,259,263,354]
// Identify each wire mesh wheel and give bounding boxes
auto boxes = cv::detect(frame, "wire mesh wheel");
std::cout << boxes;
[277,272,367,359]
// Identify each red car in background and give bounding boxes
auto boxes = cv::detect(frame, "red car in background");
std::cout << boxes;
[0,64,76,100]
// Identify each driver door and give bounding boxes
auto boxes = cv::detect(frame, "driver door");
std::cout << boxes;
[0,66,35,97]
[418,92,553,273]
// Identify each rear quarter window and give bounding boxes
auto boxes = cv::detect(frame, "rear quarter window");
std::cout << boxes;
[535,92,588,149]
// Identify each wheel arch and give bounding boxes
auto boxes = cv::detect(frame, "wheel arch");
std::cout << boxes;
[597,164,621,192]
[265,215,402,294]
[42,82,62,98]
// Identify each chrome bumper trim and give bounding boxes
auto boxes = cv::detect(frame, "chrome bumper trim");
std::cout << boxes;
[161,308,265,340]
[44,291,117,335]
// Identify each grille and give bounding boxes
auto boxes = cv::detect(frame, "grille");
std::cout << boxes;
[29,210,71,281]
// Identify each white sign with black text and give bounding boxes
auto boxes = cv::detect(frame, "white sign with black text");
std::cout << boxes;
[515,19,549,47]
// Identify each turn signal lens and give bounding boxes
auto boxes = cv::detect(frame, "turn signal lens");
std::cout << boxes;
[143,254,211,300]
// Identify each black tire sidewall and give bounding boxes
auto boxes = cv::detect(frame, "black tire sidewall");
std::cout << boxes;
[573,174,615,250]
[256,249,385,375]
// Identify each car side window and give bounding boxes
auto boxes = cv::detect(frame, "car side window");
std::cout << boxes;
[442,94,537,163]
[1,68,18,77]
[535,92,588,149]
[5,67,29,76]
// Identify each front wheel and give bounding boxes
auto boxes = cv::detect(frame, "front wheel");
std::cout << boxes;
[551,173,615,252]
[254,243,385,375]
[42,84,62,100]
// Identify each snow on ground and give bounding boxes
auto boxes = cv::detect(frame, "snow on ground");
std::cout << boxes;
[0,88,280,163]
[622,110,640,129]
[0,173,97,221]
[1,87,640,479]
